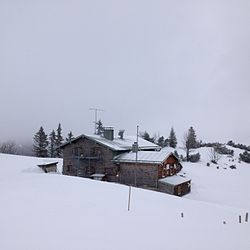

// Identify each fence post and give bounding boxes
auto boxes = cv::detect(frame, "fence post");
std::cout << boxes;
[245,212,248,222]
[128,186,132,211]
[239,215,242,224]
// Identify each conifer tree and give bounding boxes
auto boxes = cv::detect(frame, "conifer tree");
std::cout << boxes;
[187,126,197,149]
[142,131,150,141]
[66,131,74,142]
[164,138,169,147]
[157,136,165,147]
[142,131,155,143]
[96,120,103,135]
[33,126,49,157]
[168,127,177,148]
[55,123,63,157]
[183,126,198,161]
[49,130,56,157]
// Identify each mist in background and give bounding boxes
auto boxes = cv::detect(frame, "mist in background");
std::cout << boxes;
[1,0,250,145]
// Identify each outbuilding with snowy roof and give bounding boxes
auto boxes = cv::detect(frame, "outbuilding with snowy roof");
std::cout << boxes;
[113,148,184,188]
[158,175,191,196]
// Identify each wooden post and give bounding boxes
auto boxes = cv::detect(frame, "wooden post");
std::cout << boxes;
[128,186,132,211]
[134,125,139,187]
[181,212,184,218]
[239,215,242,223]
[245,212,249,222]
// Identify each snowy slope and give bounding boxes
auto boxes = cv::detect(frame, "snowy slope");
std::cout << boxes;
[0,153,250,250]
[177,147,250,209]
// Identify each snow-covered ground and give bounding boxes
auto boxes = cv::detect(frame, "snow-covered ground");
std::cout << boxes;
[0,150,250,250]
[180,147,250,209]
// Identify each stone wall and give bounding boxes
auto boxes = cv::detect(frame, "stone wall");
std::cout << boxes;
[119,163,159,188]
[62,137,119,178]
[158,181,174,195]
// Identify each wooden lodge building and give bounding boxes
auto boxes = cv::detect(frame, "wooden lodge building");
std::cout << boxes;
[61,128,191,196]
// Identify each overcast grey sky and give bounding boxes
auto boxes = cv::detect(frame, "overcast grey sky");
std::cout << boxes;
[0,0,250,145]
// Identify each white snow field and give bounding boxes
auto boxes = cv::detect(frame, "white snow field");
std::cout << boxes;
[181,147,250,209]
[0,149,250,250]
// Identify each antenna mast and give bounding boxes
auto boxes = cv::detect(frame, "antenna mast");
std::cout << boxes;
[89,108,104,134]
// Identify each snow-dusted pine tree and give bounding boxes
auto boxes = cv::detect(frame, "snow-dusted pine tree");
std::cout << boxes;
[164,138,169,147]
[55,123,64,158]
[183,126,198,161]
[33,126,49,157]
[141,131,155,143]
[157,136,165,147]
[96,120,103,135]
[187,126,197,149]
[49,130,56,157]
[66,131,74,143]
[168,127,177,148]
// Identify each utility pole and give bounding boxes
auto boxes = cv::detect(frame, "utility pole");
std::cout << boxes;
[134,125,139,186]
[89,108,104,134]
[128,186,132,211]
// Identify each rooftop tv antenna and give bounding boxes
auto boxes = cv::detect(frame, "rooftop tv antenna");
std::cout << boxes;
[89,108,104,134]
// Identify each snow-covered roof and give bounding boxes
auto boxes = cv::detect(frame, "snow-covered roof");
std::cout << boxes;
[61,134,160,151]
[159,175,191,185]
[113,148,175,164]
[87,134,160,151]
[37,162,58,167]
[90,174,106,178]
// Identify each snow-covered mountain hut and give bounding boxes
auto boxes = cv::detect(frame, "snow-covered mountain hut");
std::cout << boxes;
[61,128,191,196]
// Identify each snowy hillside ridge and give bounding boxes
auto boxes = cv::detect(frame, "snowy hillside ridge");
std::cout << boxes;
[0,153,250,250]
[169,145,249,164]
[0,153,63,176]
[169,146,250,209]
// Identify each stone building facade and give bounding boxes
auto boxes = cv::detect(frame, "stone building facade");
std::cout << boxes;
[62,136,119,179]
[61,129,191,196]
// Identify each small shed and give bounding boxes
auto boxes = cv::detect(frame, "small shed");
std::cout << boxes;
[37,162,58,173]
[90,173,106,181]
[158,175,191,196]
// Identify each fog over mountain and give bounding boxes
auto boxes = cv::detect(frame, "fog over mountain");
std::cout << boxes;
[1,0,250,144]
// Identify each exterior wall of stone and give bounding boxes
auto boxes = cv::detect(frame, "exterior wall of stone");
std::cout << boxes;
[62,137,119,178]
[158,181,174,195]
[118,163,159,188]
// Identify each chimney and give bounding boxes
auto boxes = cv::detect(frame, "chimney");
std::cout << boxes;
[132,142,138,153]
[103,127,114,140]
[118,130,125,140]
